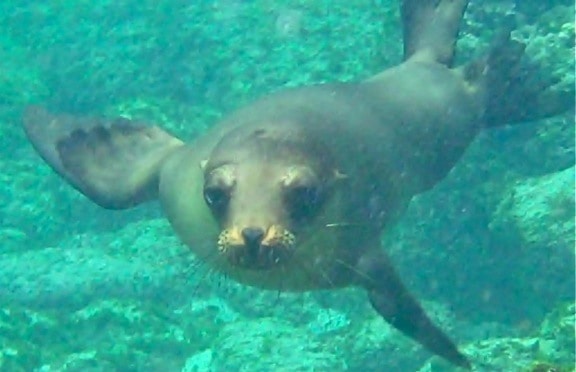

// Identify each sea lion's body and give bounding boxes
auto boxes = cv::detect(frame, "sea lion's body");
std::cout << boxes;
[161,62,482,291]
[22,0,572,369]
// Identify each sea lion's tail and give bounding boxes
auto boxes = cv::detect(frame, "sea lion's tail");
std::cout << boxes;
[463,25,575,126]
[401,0,470,66]
[22,106,184,209]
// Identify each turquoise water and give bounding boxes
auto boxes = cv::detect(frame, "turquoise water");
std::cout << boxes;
[0,0,574,370]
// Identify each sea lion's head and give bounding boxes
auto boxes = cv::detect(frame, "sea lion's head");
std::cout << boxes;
[202,125,338,271]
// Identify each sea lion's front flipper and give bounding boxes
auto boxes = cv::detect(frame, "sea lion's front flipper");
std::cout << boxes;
[23,106,184,209]
[356,251,471,370]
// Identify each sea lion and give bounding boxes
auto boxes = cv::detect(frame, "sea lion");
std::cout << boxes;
[22,0,572,369]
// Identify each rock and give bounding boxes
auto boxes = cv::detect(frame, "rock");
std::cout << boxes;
[491,166,575,250]
[537,302,575,367]
[212,318,346,370]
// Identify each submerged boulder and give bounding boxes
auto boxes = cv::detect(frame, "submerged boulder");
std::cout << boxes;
[211,318,346,371]
[491,166,575,251]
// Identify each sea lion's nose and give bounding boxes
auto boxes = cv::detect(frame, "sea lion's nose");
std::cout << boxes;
[241,227,265,247]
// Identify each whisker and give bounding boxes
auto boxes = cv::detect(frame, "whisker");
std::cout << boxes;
[190,262,215,298]
[289,231,340,289]
[272,279,284,308]
[187,247,216,269]
[292,253,336,289]
[149,242,189,264]
[145,242,194,274]
[168,245,223,298]
[172,253,204,280]
[334,258,371,283]
[216,271,235,295]
[324,222,377,229]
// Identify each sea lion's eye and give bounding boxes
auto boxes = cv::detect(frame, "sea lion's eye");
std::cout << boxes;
[286,185,323,221]
[203,186,230,212]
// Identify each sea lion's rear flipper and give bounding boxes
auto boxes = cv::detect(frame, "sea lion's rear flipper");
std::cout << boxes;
[23,106,184,209]
[464,25,575,126]
[401,0,470,65]
[356,251,471,369]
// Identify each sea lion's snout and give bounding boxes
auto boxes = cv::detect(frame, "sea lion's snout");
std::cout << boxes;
[241,227,265,248]
[218,225,296,270]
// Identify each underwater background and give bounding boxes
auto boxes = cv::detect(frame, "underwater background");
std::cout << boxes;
[0,0,574,370]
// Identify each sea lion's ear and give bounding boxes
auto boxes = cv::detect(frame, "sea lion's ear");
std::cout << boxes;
[22,106,184,210]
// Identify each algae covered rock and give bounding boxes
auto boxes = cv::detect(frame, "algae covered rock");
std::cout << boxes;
[0,35,49,108]
[0,306,49,370]
[342,300,469,371]
[0,158,69,249]
[51,299,209,370]
[420,336,541,372]
[491,166,575,250]
[344,315,420,371]
[0,218,194,308]
[518,4,575,91]
[212,317,346,370]
[183,349,215,372]
[418,301,575,372]
[537,302,575,367]
[487,166,575,321]
[1,297,225,370]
